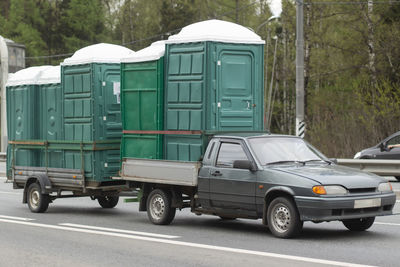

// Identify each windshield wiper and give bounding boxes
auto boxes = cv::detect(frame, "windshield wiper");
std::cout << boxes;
[266,160,305,165]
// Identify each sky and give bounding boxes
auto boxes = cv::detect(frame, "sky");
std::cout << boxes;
[269,0,282,17]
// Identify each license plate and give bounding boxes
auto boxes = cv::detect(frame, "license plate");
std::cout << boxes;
[354,198,381,209]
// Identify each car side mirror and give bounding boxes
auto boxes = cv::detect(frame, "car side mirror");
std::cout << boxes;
[233,160,256,171]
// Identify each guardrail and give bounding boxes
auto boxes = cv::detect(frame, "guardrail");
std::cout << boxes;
[337,159,400,177]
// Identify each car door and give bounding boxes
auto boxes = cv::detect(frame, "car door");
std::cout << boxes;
[208,140,257,216]
[376,134,400,159]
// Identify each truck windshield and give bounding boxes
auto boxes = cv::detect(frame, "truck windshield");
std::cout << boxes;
[247,137,327,165]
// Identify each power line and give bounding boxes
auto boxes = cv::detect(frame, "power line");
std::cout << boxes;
[298,0,400,5]
[25,52,73,60]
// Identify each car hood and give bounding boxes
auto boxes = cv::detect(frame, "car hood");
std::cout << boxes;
[266,164,384,189]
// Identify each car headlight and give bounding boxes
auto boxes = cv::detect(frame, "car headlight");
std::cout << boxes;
[378,182,392,192]
[354,152,361,159]
[313,185,348,195]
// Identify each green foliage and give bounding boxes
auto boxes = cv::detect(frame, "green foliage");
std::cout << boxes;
[2,0,399,158]
[61,0,110,52]
[4,0,48,65]
[160,0,197,34]
[267,0,400,157]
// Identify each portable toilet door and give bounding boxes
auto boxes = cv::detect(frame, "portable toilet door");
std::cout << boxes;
[214,43,264,131]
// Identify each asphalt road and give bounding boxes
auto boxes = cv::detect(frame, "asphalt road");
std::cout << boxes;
[1,177,400,267]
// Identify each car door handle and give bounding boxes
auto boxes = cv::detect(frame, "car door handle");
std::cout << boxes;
[211,171,222,176]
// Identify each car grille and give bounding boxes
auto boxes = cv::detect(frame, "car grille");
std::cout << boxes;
[348,187,376,194]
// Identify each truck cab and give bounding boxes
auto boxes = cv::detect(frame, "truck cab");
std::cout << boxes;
[197,135,260,219]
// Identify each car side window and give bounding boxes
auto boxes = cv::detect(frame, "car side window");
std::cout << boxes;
[387,135,400,146]
[216,142,248,167]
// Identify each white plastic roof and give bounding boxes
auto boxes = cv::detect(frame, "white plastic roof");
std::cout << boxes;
[121,41,165,63]
[166,19,265,44]
[36,65,61,85]
[6,66,52,86]
[62,43,135,65]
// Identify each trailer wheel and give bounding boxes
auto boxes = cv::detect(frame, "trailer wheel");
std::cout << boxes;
[27,183,50,213]
[98,196,119,208]
[147,189,176,225]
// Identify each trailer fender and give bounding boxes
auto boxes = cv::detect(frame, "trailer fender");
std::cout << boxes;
[22,175,52,203]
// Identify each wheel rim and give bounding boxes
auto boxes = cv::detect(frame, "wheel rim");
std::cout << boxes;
[30,190,40,208]
[271,203,291,233]
[150,194,165,220]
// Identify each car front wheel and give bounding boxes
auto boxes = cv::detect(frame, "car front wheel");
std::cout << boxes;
[267,197,303,238]
[342,217,375,231]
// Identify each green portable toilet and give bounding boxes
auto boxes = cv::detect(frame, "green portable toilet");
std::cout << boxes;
[6,66,51,169]
[164,19,265,161]
[61,43,134,183]
[37,65,63,168]
[120,41,165,160]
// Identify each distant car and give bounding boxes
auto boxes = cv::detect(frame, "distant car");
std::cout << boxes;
[354,131,400,181]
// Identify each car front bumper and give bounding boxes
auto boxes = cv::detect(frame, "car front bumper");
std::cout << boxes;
[294,192,396,222]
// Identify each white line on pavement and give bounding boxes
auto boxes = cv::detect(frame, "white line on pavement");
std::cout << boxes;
[59,223,180,239]
[0,191,21,195]
[0,215,34,221]
[375,222,400,227]
[0,218,374,267]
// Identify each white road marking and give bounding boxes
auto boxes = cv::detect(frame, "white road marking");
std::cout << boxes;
[375,222,400,227]
[0,215,34,221]
[0,218,373,267]
[0,191,20,195]
[396,200,400,203]
[59,223,180,239]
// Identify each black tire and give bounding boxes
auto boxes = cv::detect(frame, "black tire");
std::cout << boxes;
[98,196,119,208]
[146,189,176,225]
[395,176,400,182]
[27,183,50,213]
[342,217,375,231]
[267,197,303,238]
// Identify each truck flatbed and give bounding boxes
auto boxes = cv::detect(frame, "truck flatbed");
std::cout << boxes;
[120,158,200,187]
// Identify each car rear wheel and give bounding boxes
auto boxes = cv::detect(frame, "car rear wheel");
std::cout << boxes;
[395,176,400,182]
[147,189,176,225]
[97,196,119,208]
[342,217,375,231]
[267,197,303,238]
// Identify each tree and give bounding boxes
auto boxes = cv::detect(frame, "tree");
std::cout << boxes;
[4,0,48,65]
[60,0,110,53]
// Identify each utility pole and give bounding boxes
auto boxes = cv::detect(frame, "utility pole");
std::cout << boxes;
[296,0,305,138]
